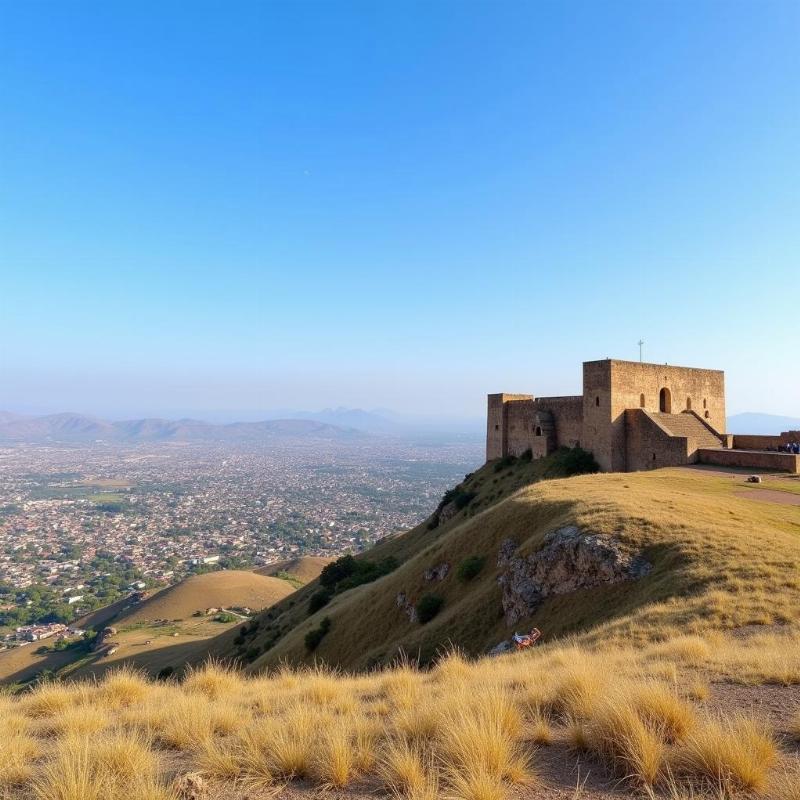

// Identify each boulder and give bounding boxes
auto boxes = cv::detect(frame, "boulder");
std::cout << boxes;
[497,526,651,626]
[488,640,514,656]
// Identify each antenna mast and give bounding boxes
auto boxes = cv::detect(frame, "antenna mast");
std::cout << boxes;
[638,339,645,363]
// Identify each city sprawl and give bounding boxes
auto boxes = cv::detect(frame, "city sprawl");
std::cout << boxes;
[0,438,481,633]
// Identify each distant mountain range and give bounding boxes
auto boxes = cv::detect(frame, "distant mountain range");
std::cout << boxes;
[0,412,366,444]
[727,412,800,435]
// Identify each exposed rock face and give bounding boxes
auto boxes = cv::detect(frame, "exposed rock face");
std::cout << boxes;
[424,563,450,582]
[488,639,514,656]
[437,501,458,525]
[497,526,651,626]
[396,591,417,623]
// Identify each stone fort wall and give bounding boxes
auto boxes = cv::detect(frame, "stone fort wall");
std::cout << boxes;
[486,394,583,460]
[582,360,726,471]
[488,358,728,473]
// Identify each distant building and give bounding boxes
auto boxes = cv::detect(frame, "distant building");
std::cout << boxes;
[487,358,799,474]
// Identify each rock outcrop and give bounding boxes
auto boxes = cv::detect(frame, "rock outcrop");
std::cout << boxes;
[497,526,651,625]
[396,591,417,623]
[424,562,450,582]
[437,501,458,526]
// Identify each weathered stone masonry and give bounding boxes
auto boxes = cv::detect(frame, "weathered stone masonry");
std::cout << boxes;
[487,358,798,474]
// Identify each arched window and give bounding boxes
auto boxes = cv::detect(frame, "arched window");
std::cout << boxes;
[595,396,600,407]
[535,426,542,436]
[704,411,710,419]
[703,398,707,409]
[659,387,672,413]
[639,393,645,408]
[686,397,692,411]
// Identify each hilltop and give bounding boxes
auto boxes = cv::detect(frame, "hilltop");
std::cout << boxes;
[114,571,294,625]
[254,555,334,585]
[210,453,800,673]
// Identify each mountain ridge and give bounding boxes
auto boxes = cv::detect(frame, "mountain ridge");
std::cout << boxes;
[0,411,366,444]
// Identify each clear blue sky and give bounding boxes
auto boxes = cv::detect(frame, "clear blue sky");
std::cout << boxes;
[1,1,799,420]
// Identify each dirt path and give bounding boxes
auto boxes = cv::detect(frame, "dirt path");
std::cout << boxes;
[734,488,800,506]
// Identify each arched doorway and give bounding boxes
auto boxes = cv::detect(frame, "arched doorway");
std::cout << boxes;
[659,387,672,413]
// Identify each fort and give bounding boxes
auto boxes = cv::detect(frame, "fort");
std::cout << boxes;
[487,358,800,474]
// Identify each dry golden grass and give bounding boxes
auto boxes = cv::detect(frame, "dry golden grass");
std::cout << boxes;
[379,738,431,796]
[526,709,553,745]
[629,681,696,743]
[262,703,316,777]
[42,704,109,737]
[311,717,359,787]
[673,713,777,793]
[0,733,41,787]
[791,708,800,741]
[181,660,242,700]
[441,763,506,800]
[586,699,666,787]
[769,760,800,800]
[3,622,800,799]
[97,667,151,708]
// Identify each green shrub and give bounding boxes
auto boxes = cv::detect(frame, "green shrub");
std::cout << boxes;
[320,555,358,590]
[547,446,600,477]
[304,617,332,651]
[457,555,486,582]
[416,594,444,624]
[214,611,237,623]
[308,588,332,614]
[493,454,518,472]
[319,554,399,594]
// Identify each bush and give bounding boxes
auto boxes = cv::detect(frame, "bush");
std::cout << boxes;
[305,617,332,651]
[457,556,486,582]
[416,594,444,624]
[336,557,398,592]
[320,555,358,590]
[547,446,600,477]
[319,554,399,594]
[214,612,237,623]
[308,589,332,615]
[493,454,517,472]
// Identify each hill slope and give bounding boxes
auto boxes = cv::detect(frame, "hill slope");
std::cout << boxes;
[116,570,295,625]
[215,455,800,672]
[253,555,333,584]
[0,571,295,684]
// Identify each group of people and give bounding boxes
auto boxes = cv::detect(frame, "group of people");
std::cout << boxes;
[771,442,800,454]
[765,442,800,454]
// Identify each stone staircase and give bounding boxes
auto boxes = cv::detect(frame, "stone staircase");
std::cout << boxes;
[652,412,724,449]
